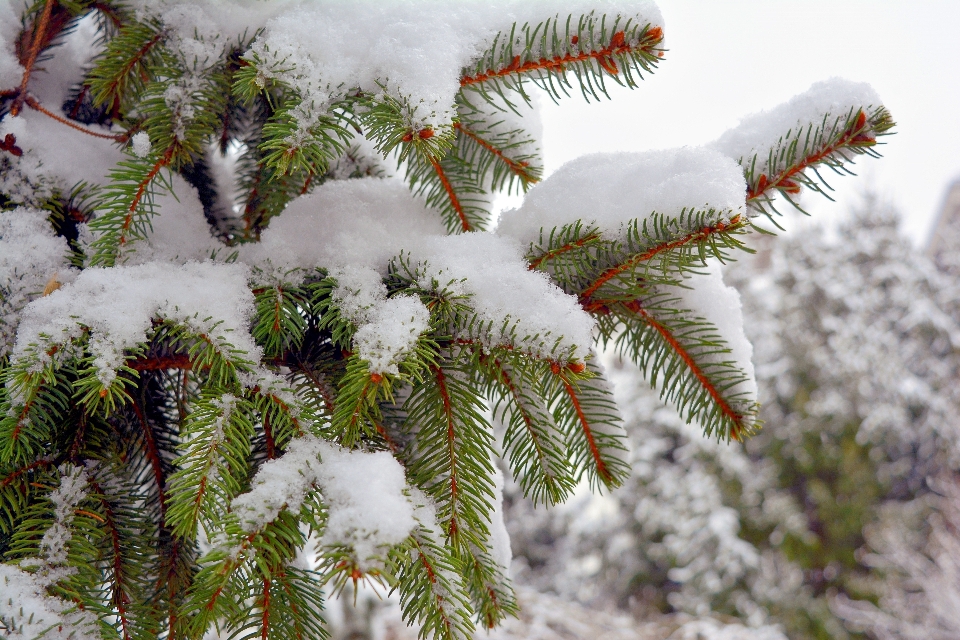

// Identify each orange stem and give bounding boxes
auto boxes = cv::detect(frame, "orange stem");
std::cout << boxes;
[528,232,600,270]
[746,111,869,201]
[24,94,127,141]
[558,375,612,483]
[629,302,744,440]
[579,216,740,306]
[429,156,470,232]
[119,146,175,246]
[461,28,662,87]
[454,122,537,182]
[433,366,460,537]
[10,0,55,116]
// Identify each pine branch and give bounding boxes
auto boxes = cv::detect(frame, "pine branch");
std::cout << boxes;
[544,358,628,490]
[0,357,73,465]
[579,213,747,309]
[461,546,517,629]
[404,358,496,550]
[0,459,55,536]
[88,20,167,116]
[482,356,574,506]
[166,391,256,539]
[461,15,663,109]
[86,146,175,266]
[389,529,475,640]
[452,100,541,194]
[331,357,391,448]
[741,106,895,221]
[604,294,759,441]
[252,283,309,358]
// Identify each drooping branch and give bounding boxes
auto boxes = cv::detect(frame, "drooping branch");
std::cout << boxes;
[453,122,538,185]
[429,157,471,232]
[624,300,747,440]
[556,373,613,484]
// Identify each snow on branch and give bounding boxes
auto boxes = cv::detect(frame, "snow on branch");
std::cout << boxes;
[0,463,100,640]
[331,266,431,376]
[414,233,596,364]
[230,434,417,565]
[712,78,895,220]
[498,147,747,247]
[10,261,259,394]
[0,207,73,358]
[0,2,24,91]
[246,179,595,366]
[243,1,662,138]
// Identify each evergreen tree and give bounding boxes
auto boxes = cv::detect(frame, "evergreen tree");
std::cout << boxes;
[734,201,960,632]
[0,1,893,638]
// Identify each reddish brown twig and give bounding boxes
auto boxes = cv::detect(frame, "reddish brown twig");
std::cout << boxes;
[429,156,471,232]
[746,111,870,201]
[528,232,601,271]
[625,300,745,440]
[10,0,56,116]
[24,94,128,141]
[579,216,740,308]
[461,27,662,87]
[454,122,537,182]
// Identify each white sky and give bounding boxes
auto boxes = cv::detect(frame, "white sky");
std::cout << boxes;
[538,0,960,245]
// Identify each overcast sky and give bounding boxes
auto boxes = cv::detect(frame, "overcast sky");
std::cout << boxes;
[538,0,960,246]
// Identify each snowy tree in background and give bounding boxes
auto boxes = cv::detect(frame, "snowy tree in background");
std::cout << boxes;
[0,0,894,638]
[735,201,960,610]
[832,478,960,640]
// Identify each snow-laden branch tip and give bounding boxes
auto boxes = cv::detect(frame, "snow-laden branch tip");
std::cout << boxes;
[497,147,747,246]
[231,434,418,565]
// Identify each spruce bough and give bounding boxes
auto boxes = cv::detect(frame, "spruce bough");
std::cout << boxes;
[0,1,893,639]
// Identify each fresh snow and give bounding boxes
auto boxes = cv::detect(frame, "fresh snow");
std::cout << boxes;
[245,1,663,134]
[241,178,447,278]
[673,261,757,407]
[332,266,431,375]
[231,434,417,564]
[497,147,747,246]
[0,463,101,640]
[0,207,74,358]
[36,464,89,569]
[0,0,22,90]
[0,563,102,640]
[413,232,596,362]
[0,112,123,193]
[712,78,882,177]
[11,262,258,390]
[245,179,595,363]
[130,131,153,159]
